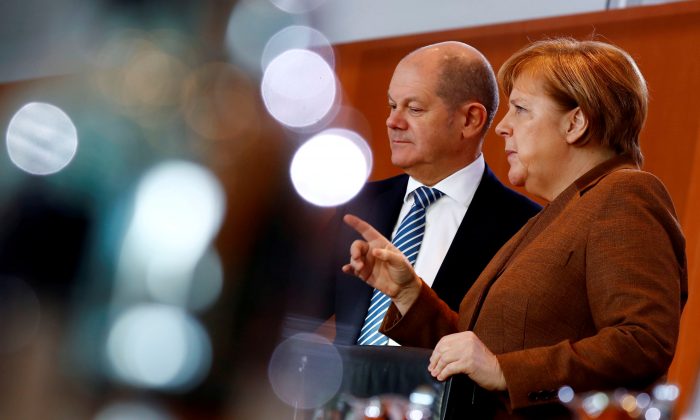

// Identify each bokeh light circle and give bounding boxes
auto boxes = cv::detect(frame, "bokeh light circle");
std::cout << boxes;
[6,102,78,175]
[106,304,212,390]
[290,130,369,206]
[268,333,343,409]
[131,160,225,258]
[557,386,575,404]
[261,25,334,71]
[261,48,336,128]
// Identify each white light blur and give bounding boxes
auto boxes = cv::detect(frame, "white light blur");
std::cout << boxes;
[268,333,343,409]
[261,25,334,72]
[261,48,337,128]
[116,161,225,306]
[364,403,381,418]
[582,392,609,417]
[290,130,370,207]
[325,128,373,178]
[268,0,327,14]
[645,407,661,420]
[0,277,41,353]
[93,401,173,420]
[409,387,435,406]
[558,386,575,404]
[5,102,78,175]
[106,304,211,390]
[408,408,427,420]
[653,384,680,401]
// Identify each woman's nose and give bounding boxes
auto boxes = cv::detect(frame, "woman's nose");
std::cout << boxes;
[495,116,511,138]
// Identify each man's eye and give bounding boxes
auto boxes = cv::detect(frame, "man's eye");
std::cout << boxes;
[409,107,422,113]
[515,105,526,113]
[388,103,397,110]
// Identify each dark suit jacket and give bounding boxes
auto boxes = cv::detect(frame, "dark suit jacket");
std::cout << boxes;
[383,156,688,419]
[312,164,541,345]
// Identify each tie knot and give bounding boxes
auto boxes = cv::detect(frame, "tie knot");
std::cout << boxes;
[412,186,444,209]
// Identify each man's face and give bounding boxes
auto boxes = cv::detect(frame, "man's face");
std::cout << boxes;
[386,58,464,183]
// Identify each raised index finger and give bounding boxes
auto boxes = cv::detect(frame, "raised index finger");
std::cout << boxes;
[343,214,389,244]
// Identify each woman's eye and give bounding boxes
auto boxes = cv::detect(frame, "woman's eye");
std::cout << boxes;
[515,105,526,113]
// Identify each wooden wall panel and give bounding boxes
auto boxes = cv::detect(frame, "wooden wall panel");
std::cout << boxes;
[333,1,700,415]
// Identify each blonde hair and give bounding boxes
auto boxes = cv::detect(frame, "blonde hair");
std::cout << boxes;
[498,38,647,165]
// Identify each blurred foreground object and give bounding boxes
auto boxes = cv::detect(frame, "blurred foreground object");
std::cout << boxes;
[558,383,680,419]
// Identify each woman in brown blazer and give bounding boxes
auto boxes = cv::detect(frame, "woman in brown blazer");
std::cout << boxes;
[342,38,687,418]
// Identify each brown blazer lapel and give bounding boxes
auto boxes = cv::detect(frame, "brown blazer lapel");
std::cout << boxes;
[461,213,540,331]
[462,185,578,331]
[461,155,639,332]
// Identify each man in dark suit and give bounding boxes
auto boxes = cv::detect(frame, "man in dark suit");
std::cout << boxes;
[289,41,540,345]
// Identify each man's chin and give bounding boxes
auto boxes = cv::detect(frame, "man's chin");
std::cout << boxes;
[390,157,413,170]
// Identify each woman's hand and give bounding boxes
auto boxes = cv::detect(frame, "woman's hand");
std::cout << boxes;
[429,331,507,391]
[341,214,422,314]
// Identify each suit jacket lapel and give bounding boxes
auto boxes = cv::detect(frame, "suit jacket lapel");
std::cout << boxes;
[370,176,407,240]
[345,175,408,336]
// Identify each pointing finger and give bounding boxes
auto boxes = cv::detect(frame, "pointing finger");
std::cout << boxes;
[344,214,390,244]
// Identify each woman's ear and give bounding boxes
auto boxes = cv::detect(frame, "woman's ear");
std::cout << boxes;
[460,102,488,138]
[564,107,588,144]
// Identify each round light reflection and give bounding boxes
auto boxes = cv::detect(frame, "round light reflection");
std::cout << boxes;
[6,102,78,175]
[261,49,337,128]
[558,386,575,404]
[261,25,334,72]
[106,304,211,390]
[645,407,661,420]
[131,160,225,266]
[268,333,342,409]
[290,130,369,206]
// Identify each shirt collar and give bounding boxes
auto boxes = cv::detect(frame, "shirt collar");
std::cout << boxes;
[404,154,485,207]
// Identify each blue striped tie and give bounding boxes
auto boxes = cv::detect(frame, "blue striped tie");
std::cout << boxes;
[357,186,445,345]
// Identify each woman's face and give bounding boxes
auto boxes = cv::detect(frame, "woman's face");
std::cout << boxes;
[495,75,574,200]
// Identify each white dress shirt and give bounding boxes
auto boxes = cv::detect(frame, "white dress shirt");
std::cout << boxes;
[387,155,484,345]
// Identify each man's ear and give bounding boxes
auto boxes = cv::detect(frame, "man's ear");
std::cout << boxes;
[564,107,588,144]
[460,102,488,137]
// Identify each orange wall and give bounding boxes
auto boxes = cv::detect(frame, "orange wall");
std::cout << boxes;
[333,1,700,414]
